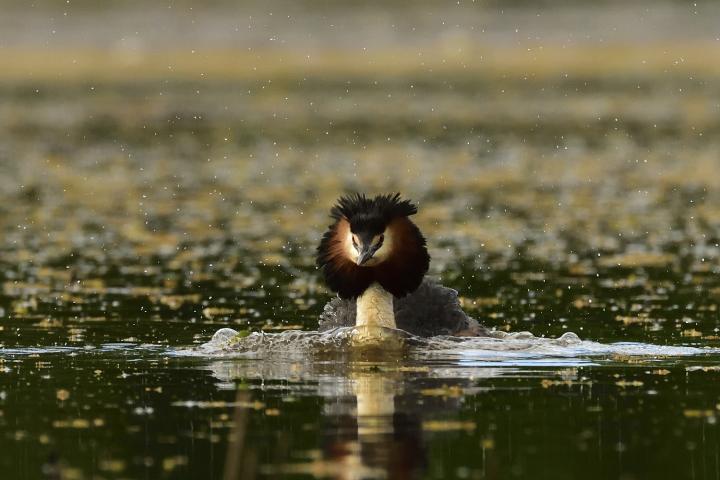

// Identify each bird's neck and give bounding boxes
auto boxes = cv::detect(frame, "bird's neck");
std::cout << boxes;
[356,282,396,329]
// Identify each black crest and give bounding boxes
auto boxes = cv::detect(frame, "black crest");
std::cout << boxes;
[330,193,417,232]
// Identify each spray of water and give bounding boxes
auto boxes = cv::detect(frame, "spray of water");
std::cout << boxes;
[190,327,714,364]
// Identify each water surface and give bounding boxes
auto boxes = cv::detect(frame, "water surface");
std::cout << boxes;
[3,1,720,479]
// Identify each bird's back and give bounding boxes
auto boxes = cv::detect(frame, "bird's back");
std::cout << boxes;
[318,279,489,337]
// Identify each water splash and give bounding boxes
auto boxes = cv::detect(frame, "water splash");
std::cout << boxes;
[409,331,712,362]
[186,327,362,358]
[188,327,716,365]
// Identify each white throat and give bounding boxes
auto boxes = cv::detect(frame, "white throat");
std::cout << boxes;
[356,282,396,329]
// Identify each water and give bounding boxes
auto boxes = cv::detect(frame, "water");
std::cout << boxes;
[3,322,720,479]
[191,327,715,361]
[4,1,720,478]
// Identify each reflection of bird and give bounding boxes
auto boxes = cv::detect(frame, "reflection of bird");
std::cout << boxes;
[316,193,488,336]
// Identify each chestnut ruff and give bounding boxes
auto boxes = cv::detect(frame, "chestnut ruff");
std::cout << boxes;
[316,194,430,299]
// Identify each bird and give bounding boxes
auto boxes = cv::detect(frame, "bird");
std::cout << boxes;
[316,193,488,338]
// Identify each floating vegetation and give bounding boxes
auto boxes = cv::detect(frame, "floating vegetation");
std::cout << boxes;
[3,1,720,479]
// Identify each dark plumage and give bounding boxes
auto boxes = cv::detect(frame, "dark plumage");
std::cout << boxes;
[330,193,418,224]
[318,278,489,336]
[316,192,489,337]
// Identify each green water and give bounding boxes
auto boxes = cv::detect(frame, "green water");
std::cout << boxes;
[3,256,720,479]
[3,1,720,478]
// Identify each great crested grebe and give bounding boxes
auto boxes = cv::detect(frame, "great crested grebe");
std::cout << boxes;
[316,193,488,338]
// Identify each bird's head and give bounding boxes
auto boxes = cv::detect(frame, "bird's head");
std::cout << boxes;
[317,193,430,299]
[347,212,391,267]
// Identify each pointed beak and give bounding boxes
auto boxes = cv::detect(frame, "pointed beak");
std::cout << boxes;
[356,244,374,266]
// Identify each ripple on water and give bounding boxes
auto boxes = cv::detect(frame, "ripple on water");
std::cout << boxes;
[0,343,166,358]
[184,327,716,366]
[0,346,83,356]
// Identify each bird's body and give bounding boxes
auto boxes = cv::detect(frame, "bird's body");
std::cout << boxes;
[319,278,488,337]
[316,193,488,339]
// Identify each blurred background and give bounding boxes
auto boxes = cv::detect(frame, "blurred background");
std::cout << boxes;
[2,0,719,270]
[3,2,720,479]
[2,0,719,264]
[3,0,720,338]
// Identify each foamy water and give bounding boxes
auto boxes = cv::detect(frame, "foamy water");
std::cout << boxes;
[1,328,711,365]
[184,327,715,365]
